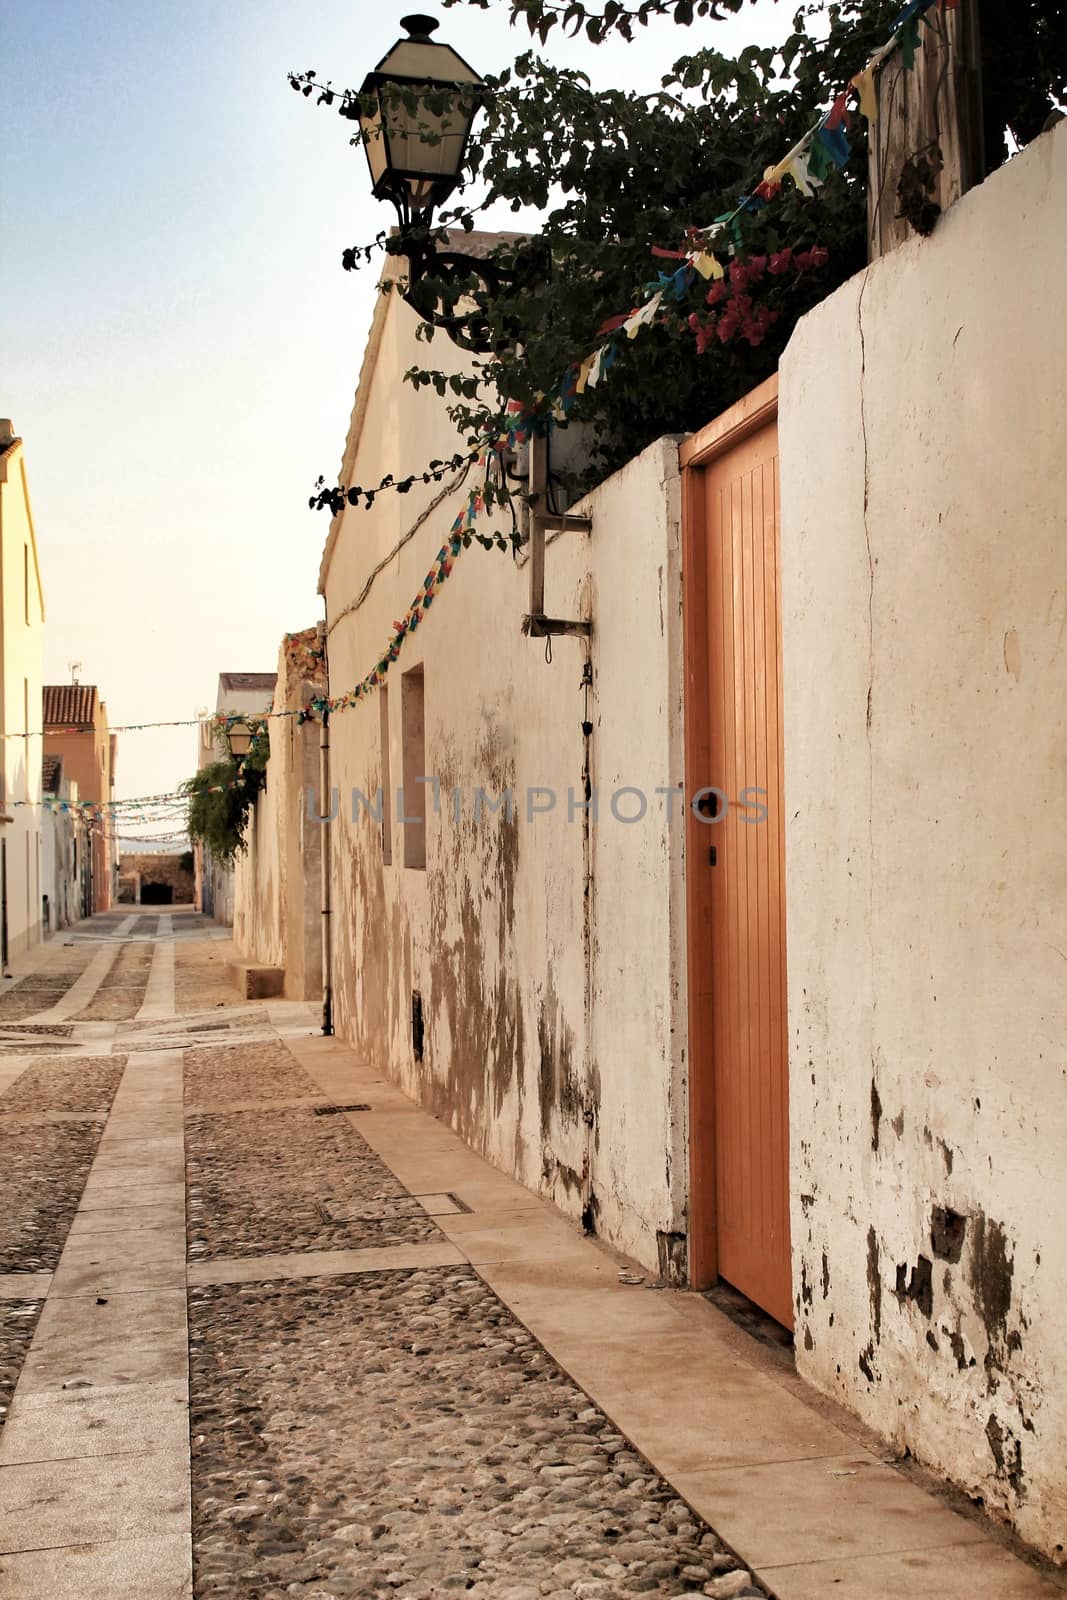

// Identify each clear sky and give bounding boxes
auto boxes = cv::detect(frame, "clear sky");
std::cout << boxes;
[2,0,787,829]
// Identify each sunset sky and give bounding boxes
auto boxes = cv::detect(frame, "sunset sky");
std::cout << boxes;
[2,0,787,829]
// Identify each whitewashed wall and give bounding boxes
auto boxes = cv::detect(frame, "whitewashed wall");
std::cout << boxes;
[232,641,324,1001]
[0,427,45,958]
[779,123,1067,1559]
[320,287,688,1274]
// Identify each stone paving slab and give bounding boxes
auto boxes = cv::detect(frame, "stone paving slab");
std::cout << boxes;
[68,1201,187,1237]
[49,1258,187,1299]
[16,1289,189,1393]
[0,1531,193,1599]
[0,1276,51,1302]
[80,1161,187,1192]
[186,1239,466,1285]
[78,1181,186,1212]
[0,1447,190,1550]
[761,1542,1067,1599]
[1,1378,188,1464]
[667,1455,988,1569]
[58,1229,186,1268]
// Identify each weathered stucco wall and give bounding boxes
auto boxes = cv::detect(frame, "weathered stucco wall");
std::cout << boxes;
[118,852,195,904]
[321,289,688,1274]
[232,633,324,999]
[779,123,1067,1559]
[234,754,284,972]
[0,427,45,956]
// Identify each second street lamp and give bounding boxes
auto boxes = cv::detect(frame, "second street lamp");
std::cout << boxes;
[225,719,256,763]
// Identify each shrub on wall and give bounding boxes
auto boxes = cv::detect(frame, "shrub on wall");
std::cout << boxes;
[181,733,269,865]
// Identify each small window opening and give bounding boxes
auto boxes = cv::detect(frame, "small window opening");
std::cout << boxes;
[401,665,426,870]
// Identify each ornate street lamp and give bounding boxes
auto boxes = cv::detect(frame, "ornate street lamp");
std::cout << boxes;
[359,14,484,229]
[225,719,256,762]
[358,14,544,351]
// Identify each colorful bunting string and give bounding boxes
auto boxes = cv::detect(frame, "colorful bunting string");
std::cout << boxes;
[539,0,954,398]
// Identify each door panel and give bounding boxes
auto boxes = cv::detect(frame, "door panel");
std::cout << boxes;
[683,378,791,1328]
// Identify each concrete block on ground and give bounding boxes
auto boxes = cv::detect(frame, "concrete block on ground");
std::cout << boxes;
[225,961,284,999]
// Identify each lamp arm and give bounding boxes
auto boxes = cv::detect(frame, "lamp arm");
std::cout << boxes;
[389,233,548,354]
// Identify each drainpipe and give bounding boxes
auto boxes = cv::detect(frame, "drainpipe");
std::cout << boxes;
[316,617,334,1036]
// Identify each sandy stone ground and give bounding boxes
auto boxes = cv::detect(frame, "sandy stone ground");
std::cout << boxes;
[0,916,763,1600]
[0,913,1058,1600]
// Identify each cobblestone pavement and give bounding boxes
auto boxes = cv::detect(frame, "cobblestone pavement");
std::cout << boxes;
[0,1300,44,1432]
[0,1055,125,1115]
[0,1057,125,1274]
[0,1120,107,1273]
[185,1040,322,1105]
[0,954,95,1019]
[73,940,154,1020]
[0,915,766,1600]
[188,1269,756,1600]
[186,1105,442,1260]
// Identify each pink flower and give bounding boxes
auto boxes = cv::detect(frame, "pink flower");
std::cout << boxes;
[769,247,793,275]
[706,281,728,306]
[810,244,830,269]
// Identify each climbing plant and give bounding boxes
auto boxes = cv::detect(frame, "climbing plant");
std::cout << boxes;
[181,732,270,865]
[296,0,1064,491]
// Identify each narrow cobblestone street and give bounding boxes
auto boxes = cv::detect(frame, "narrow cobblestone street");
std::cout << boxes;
[0,912,1060,1600]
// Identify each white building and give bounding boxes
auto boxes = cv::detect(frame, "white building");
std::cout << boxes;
[40,755,91,930]
[0,421,45,963]
[312,126,1067,1561]
[195,671,277,924]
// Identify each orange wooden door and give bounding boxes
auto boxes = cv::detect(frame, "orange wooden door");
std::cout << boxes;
[682,376,792,1329]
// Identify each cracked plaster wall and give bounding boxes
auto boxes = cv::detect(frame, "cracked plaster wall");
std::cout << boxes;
[779,122,1067,1561]
[233,638,324,1000]
[320,290,688,1275]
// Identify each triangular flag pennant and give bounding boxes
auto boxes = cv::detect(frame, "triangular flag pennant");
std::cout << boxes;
[585,346,607,388]
[574,352,596,395]
[825,91,851,132]
[851,65,878,122]
[785,151,818,197]
[810,123,850,181]
[624,291,663,339]
[690,250,725,281]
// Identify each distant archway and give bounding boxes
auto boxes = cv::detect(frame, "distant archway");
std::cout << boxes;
[140,881,174,905]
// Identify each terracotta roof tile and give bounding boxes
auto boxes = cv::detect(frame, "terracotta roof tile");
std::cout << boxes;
[43,684,98,728]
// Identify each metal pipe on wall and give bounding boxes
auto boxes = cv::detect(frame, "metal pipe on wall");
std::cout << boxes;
[316,617,334,1036]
